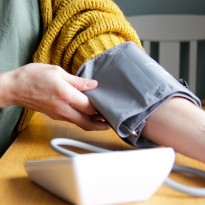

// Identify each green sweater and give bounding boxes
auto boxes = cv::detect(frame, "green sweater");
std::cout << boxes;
[0,0,41,156]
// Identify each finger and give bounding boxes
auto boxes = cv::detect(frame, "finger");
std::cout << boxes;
[76,115,110,131]
[90,113,106,121]
[56,104,110,131]
[64,73,98,91]
[64,82,96,115]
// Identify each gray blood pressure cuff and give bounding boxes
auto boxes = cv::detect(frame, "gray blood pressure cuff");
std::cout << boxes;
[77,41,201,147]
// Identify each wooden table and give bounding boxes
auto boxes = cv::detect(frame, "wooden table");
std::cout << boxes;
[0,112,205,205]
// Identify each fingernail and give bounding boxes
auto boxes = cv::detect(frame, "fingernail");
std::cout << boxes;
[85,79,98,88]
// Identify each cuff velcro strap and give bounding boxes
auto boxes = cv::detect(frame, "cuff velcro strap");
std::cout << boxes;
[77,41,201,147]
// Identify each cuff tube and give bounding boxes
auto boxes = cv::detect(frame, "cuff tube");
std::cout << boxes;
[77,42,201,147]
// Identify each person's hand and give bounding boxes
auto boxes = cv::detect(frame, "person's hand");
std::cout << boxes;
[0,63,109,131]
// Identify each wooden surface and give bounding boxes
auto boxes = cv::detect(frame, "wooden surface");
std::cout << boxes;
[1,112,205,205]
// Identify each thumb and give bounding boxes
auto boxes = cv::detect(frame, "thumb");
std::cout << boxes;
[67,74,98,91]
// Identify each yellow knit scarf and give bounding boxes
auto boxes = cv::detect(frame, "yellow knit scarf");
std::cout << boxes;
[16,0,142,133]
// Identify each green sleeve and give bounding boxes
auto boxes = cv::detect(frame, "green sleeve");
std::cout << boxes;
[0,0,41,156]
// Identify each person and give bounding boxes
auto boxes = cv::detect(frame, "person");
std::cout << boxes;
[0,0,205,164]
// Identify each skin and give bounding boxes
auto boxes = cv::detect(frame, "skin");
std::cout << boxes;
[142,97,205,163]
[0,63,109,131]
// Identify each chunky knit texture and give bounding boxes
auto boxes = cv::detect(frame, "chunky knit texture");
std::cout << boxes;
[17,0,142,133]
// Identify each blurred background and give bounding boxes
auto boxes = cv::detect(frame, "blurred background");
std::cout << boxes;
[113,0,205,100]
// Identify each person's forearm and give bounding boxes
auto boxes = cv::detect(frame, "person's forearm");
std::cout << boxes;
[142,97,205,162]
[0,72,14,107]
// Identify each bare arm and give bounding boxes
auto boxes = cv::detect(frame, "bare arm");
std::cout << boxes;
[142,97,205,163]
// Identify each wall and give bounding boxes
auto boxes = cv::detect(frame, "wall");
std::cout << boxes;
[113,0,205,16]
[113,0,205,98]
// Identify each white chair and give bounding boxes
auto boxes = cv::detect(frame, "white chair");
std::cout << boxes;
[126,15,205,93]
